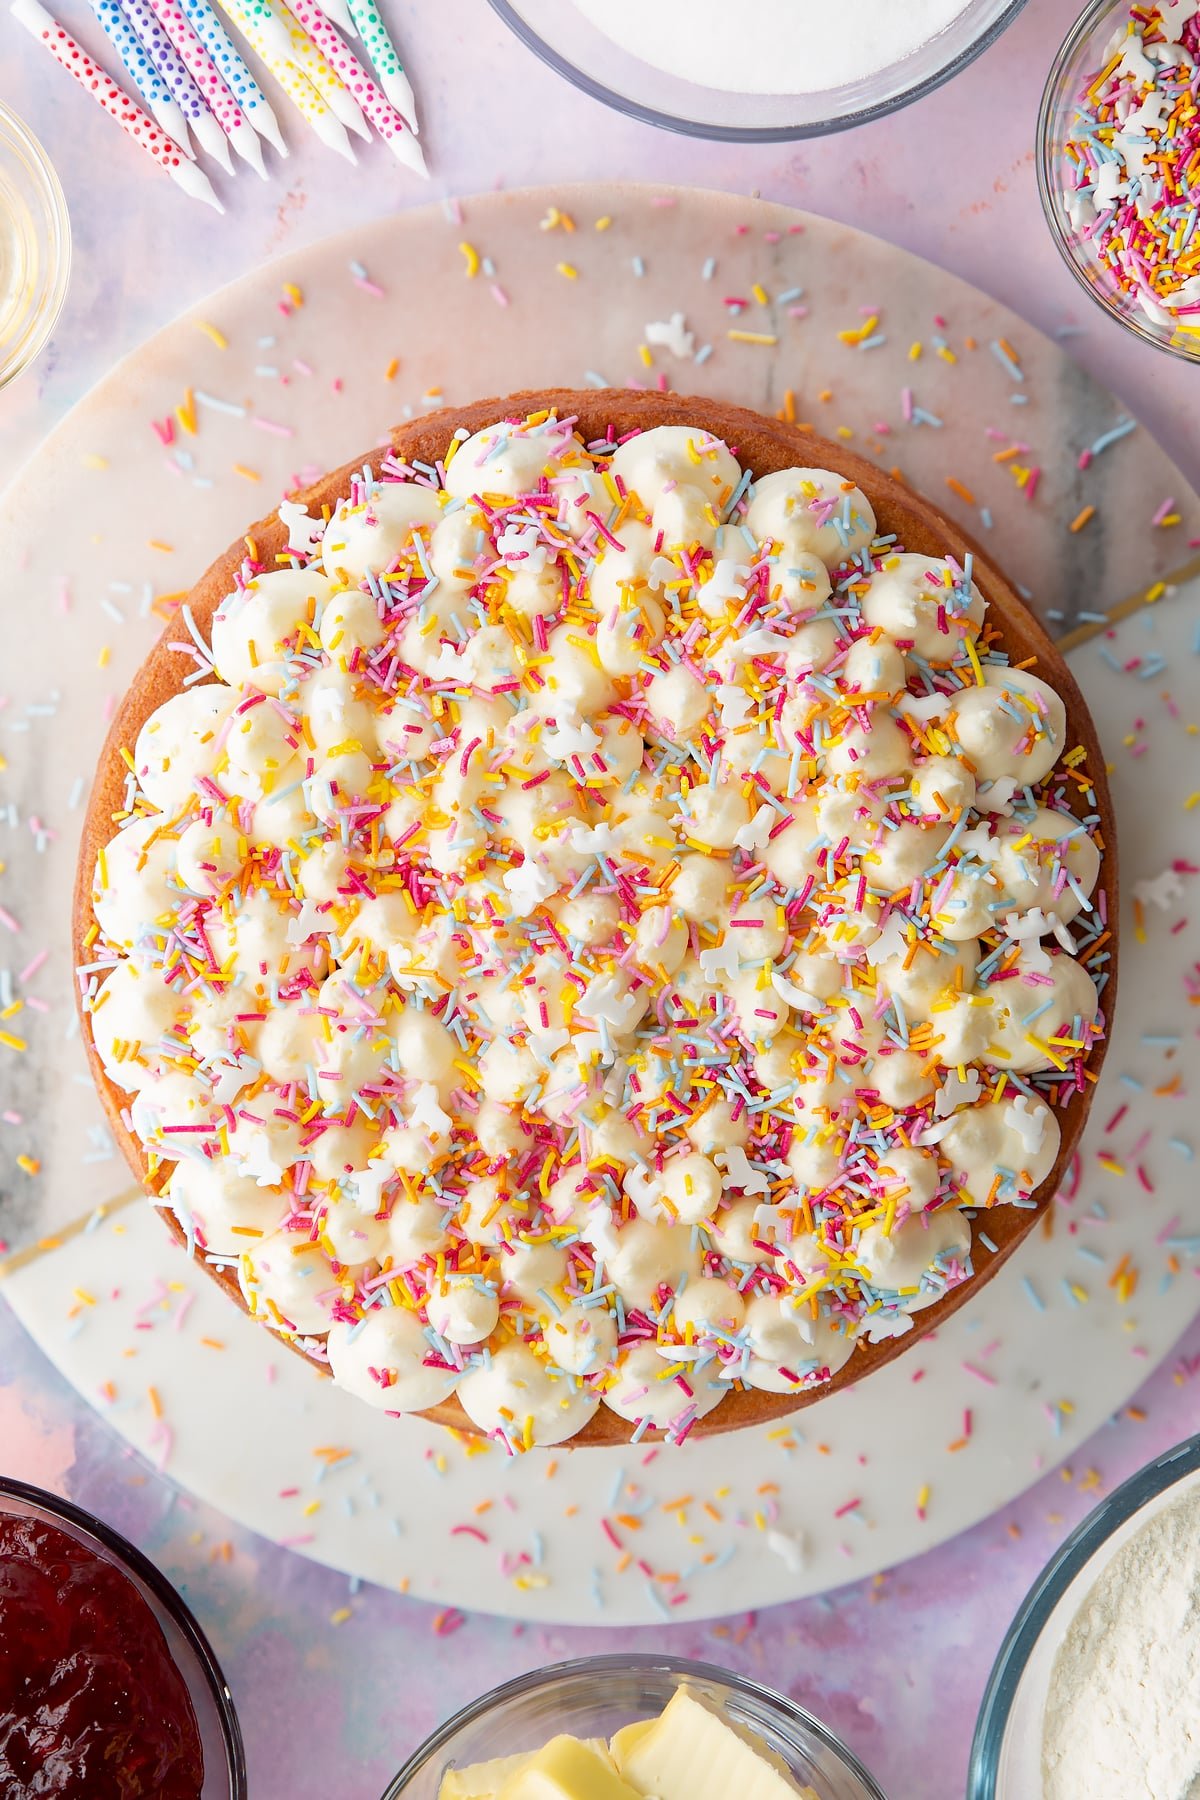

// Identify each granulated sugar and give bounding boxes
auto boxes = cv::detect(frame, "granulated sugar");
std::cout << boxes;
[572,0,976,94]
[1042,1485,1200,1800]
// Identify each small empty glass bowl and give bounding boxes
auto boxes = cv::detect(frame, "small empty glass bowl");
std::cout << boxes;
[382,1654,887,1799]
[0,101,70,390]
[1038,0,1200,362]
[489,0,1030,141]
[0,1476,246,1799]
[967,1432,1200,1797]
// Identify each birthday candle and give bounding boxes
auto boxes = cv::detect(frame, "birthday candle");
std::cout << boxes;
[313,0,353,36]
[87,0,195,155]
[175,0,287,153]
[283,0,425,176]
[225,0,290,54]
[118,0,233,170]
[12,0,222,209]
[263,0,368,139]
[214,0,355,161]
[144,0,268,175]
[344,0,417,133]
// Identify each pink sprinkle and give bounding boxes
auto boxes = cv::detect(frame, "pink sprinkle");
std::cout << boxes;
[253,417,295,438]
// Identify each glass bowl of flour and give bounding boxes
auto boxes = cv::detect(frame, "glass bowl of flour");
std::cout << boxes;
[488,0,1029,139]
[968,1431,1200,1798]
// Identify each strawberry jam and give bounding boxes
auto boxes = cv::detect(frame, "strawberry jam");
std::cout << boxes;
[0,1511,205,1799]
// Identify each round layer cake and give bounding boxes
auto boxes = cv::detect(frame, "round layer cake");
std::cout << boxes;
[74,389,1117,1450]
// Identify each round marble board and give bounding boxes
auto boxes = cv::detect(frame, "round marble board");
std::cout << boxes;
[1,184,1198,1626]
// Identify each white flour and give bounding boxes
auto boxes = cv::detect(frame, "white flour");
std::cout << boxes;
[571,0,974,95]
[1042,1485,1200,1800]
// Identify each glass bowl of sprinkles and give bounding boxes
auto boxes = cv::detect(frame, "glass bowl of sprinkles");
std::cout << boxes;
[1038,0,1200,361]
[967,1432,1200,1797]
[0,1476,247,1799]
[489,0,1030,141]
[382,1654,888,1799]
[0,101,70,390]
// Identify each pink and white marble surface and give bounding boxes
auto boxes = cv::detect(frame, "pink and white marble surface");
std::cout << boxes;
[3,1,1200,1795]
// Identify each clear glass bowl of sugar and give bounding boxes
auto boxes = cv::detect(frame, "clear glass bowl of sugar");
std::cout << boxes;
[0,101,70,390]
[488,0,1029,140]
[968,1431,1200,1797]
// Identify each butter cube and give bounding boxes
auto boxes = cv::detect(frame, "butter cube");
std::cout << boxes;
[439,1752,533,1800]
[610,1687,817,1800]
[498,1735,641,1799]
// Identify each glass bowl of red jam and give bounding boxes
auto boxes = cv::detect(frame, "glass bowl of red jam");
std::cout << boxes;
[0,1477,246,1800]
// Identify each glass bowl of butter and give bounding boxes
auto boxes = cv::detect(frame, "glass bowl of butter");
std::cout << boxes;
[382,1654,887,1800]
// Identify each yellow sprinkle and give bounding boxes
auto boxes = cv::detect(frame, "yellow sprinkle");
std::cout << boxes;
[1185,792,1200,811]
[0,1031,27,1053]
[594,215,612,231]
[909,341,923,360]
[175,389,197,435]
[639,343,653,367]
[458,241,480,278]
[82,452,109,470]
[1157,512,1181,528]
[557,262,579,279]
[384,357,400,380]
[838,314,879,345]
[937,345,957,364]
[196,320,228,349]
[233,463,261,482]
[1145,581,1166,603]
[728,329,778,346]
[329,1607,352,1626]
[284,282,303,306]
[98,646,111,669]
[751,282,769,305]
[17,1155,39,1176]
[148,1385,163,1419]
[148,539,174,554]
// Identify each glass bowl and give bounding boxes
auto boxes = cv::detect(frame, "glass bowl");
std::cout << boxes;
[382,1653,887,1799]
[967,1431,1200,1797]
[489,0,1030,141]
[0,1476,247,1799]
[1037,0,1200,362]
[0,102,70,390]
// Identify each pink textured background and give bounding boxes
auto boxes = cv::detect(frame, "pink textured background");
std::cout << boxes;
[3,0,1200,1794]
